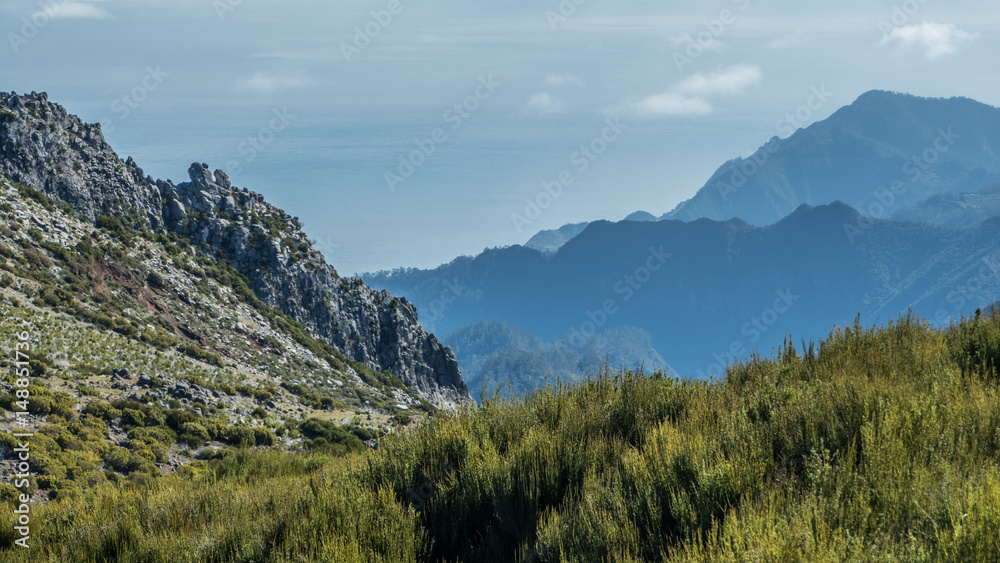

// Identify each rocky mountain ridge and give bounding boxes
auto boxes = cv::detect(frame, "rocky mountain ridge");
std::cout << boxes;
[0,91,470,407]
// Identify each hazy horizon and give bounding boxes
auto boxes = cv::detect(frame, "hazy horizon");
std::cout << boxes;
[3,0,998,274]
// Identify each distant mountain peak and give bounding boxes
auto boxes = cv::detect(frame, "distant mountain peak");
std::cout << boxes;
[524,222,591,254]
[664,91,1000,227]
[851,89,994,108]
[624,211,657,222]
[853,89,914,102]
[773,201,865,229]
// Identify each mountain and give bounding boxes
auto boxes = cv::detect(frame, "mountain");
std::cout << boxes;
[524,213,657,255]
[891,182,1000,228]
[0,91,471,407]
[517,91,1000,256]
[624,211,657,222]
[663,90,1000,225]
[443,321,671,400]
[366,201,1000,377]
[524,222,590,254]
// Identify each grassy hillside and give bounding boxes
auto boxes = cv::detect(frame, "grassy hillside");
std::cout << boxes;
[3,307,999,561]
[0,174,430,416]
[0,173,437,516]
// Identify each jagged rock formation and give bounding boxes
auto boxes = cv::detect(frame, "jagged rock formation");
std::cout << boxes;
[0,91,471,407]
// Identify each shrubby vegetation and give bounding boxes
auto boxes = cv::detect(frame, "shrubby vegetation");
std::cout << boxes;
[0,389,283,496]
[3,308,999,561]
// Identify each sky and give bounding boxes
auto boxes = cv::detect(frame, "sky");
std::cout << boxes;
[1,0,998,275]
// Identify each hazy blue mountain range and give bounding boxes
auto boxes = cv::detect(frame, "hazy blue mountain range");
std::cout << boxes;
[443,321,672,400]
[891,182,1000,228]
[524,222,591,254]
[367,92,1000,380]
[525,212,657,254]
[366,201,1000,378]
[663,90,1000,225]
[624,211,659,222]
[525,90,1000,255]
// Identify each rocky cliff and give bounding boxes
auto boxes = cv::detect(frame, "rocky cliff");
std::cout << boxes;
[0,91,471,407]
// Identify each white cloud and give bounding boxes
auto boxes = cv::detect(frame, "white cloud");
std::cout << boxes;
[526,92,562,113]
[879,22,978,60]
[627,64,762,118]
[674,64,763,96]
[544,74,584,87]
[36,2,113,20]
[245,71,307,92]
[634,92,713,117]
[767,31,805,50]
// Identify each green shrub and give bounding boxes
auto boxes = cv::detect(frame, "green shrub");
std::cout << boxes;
[178,422,211,445]
[178,343,223,366]
[82,401,121,422]
[119,408,145,428]
[297,418,365,454]
[253,427,275,447]
[146,271,166,289]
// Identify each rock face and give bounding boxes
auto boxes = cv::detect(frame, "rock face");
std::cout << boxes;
[0,91,471,407]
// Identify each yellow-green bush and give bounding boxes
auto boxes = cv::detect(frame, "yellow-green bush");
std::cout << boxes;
[3,310,1000,561]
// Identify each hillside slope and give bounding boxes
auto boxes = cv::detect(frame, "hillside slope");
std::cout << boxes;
[0,91,470,407]
[4,309,999,560]
[891,182,1000,228]
[0,170,471,517]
